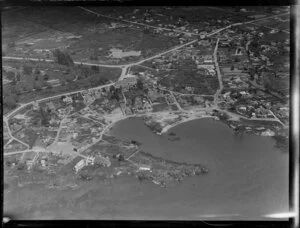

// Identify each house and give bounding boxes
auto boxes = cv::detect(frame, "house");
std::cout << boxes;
[73,132,78,139]
[203,55,213,64]
[138,165,152,171]
[63,96,73,104]
[41,159,46,168]
[46,102,55,111]
[74,159,86,173]
[95,155,111,167]
[47,79,60,86]
[143,102,152,111]
[223,91,231,98]
[239,91,248,97]
[86,156,95,165]
[220,41,230,47]
[33,102,39,110]
[26,160,34,170]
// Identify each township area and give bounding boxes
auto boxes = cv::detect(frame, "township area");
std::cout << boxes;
[3,6,289,188]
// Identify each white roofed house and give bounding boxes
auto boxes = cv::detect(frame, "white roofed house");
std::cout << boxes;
[46,101,55,111]
[86,156,95,165]
[74,159,86,174]
[63,96,73,104]
[138,164,152,172]
[47,79,60,86]
[203,55,213,64]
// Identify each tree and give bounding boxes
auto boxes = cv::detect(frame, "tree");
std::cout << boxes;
[11,77,17,86]
[81,79,92,88]
[35,69,41,75]
[44,74,49,81]
[65,73,75,83]
[52,49,74,66]
[91,65,99,73]
[81,66,92,78]
[23,65,33,75]
[143,28,151,34]
[8,41,15,49]
[16,72,21,81]
[137,78,144,90]
[110,85,115,93]
[4,94,18,110]
[60,77,67,86]
[90,51,99,61]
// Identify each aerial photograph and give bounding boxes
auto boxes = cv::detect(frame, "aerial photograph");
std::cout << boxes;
[2,5,290,220]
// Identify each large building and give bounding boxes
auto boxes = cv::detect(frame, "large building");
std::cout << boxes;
[115,77,137,89]
[74,159,86,173]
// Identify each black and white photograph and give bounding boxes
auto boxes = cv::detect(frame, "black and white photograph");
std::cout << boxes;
[1,1,298,226]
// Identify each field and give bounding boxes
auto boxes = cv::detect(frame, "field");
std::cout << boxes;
[262,72,289,96]
[2,7,180,64]
[2,58,121,112]
[67,27,179,64]
[4,140,28,153]
[88,6,250,29]
[157,64,219,95]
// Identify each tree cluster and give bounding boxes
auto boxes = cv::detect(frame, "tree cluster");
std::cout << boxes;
[52,49,74,66]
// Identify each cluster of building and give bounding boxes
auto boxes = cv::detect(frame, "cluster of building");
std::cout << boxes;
[115,76,137,90]
[74,154,111,173]
[222,90,278,119]
[175,95,208,109]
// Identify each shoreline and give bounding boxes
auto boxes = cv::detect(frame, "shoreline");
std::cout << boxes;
[160,115,218,134]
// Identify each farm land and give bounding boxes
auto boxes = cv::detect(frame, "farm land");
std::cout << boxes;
[2,58,121,114]
[87,6,251,34]
[2,7,180,64]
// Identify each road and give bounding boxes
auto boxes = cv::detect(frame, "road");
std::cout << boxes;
[79,114,105,126]
[4,147,47,157]
[3,38,198,69]
[3,11,278,74]
[170,91,184,111]
[213,38,223,107]
[4,82,114,120]
[207,24,236,37]
[119,66,129,80]
[126,149,139,161]
[269,110,288,128]
[248,22,290,34]
[243,13,289,25]
[78,6,199,36]
[3,119,30,149]
[76,116,126,154]
[50,116,66,147]
[78,7,288,39]
[159,87,213,97]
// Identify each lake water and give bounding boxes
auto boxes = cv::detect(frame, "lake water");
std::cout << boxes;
[4,117,288,220]
[109,117,289,220]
